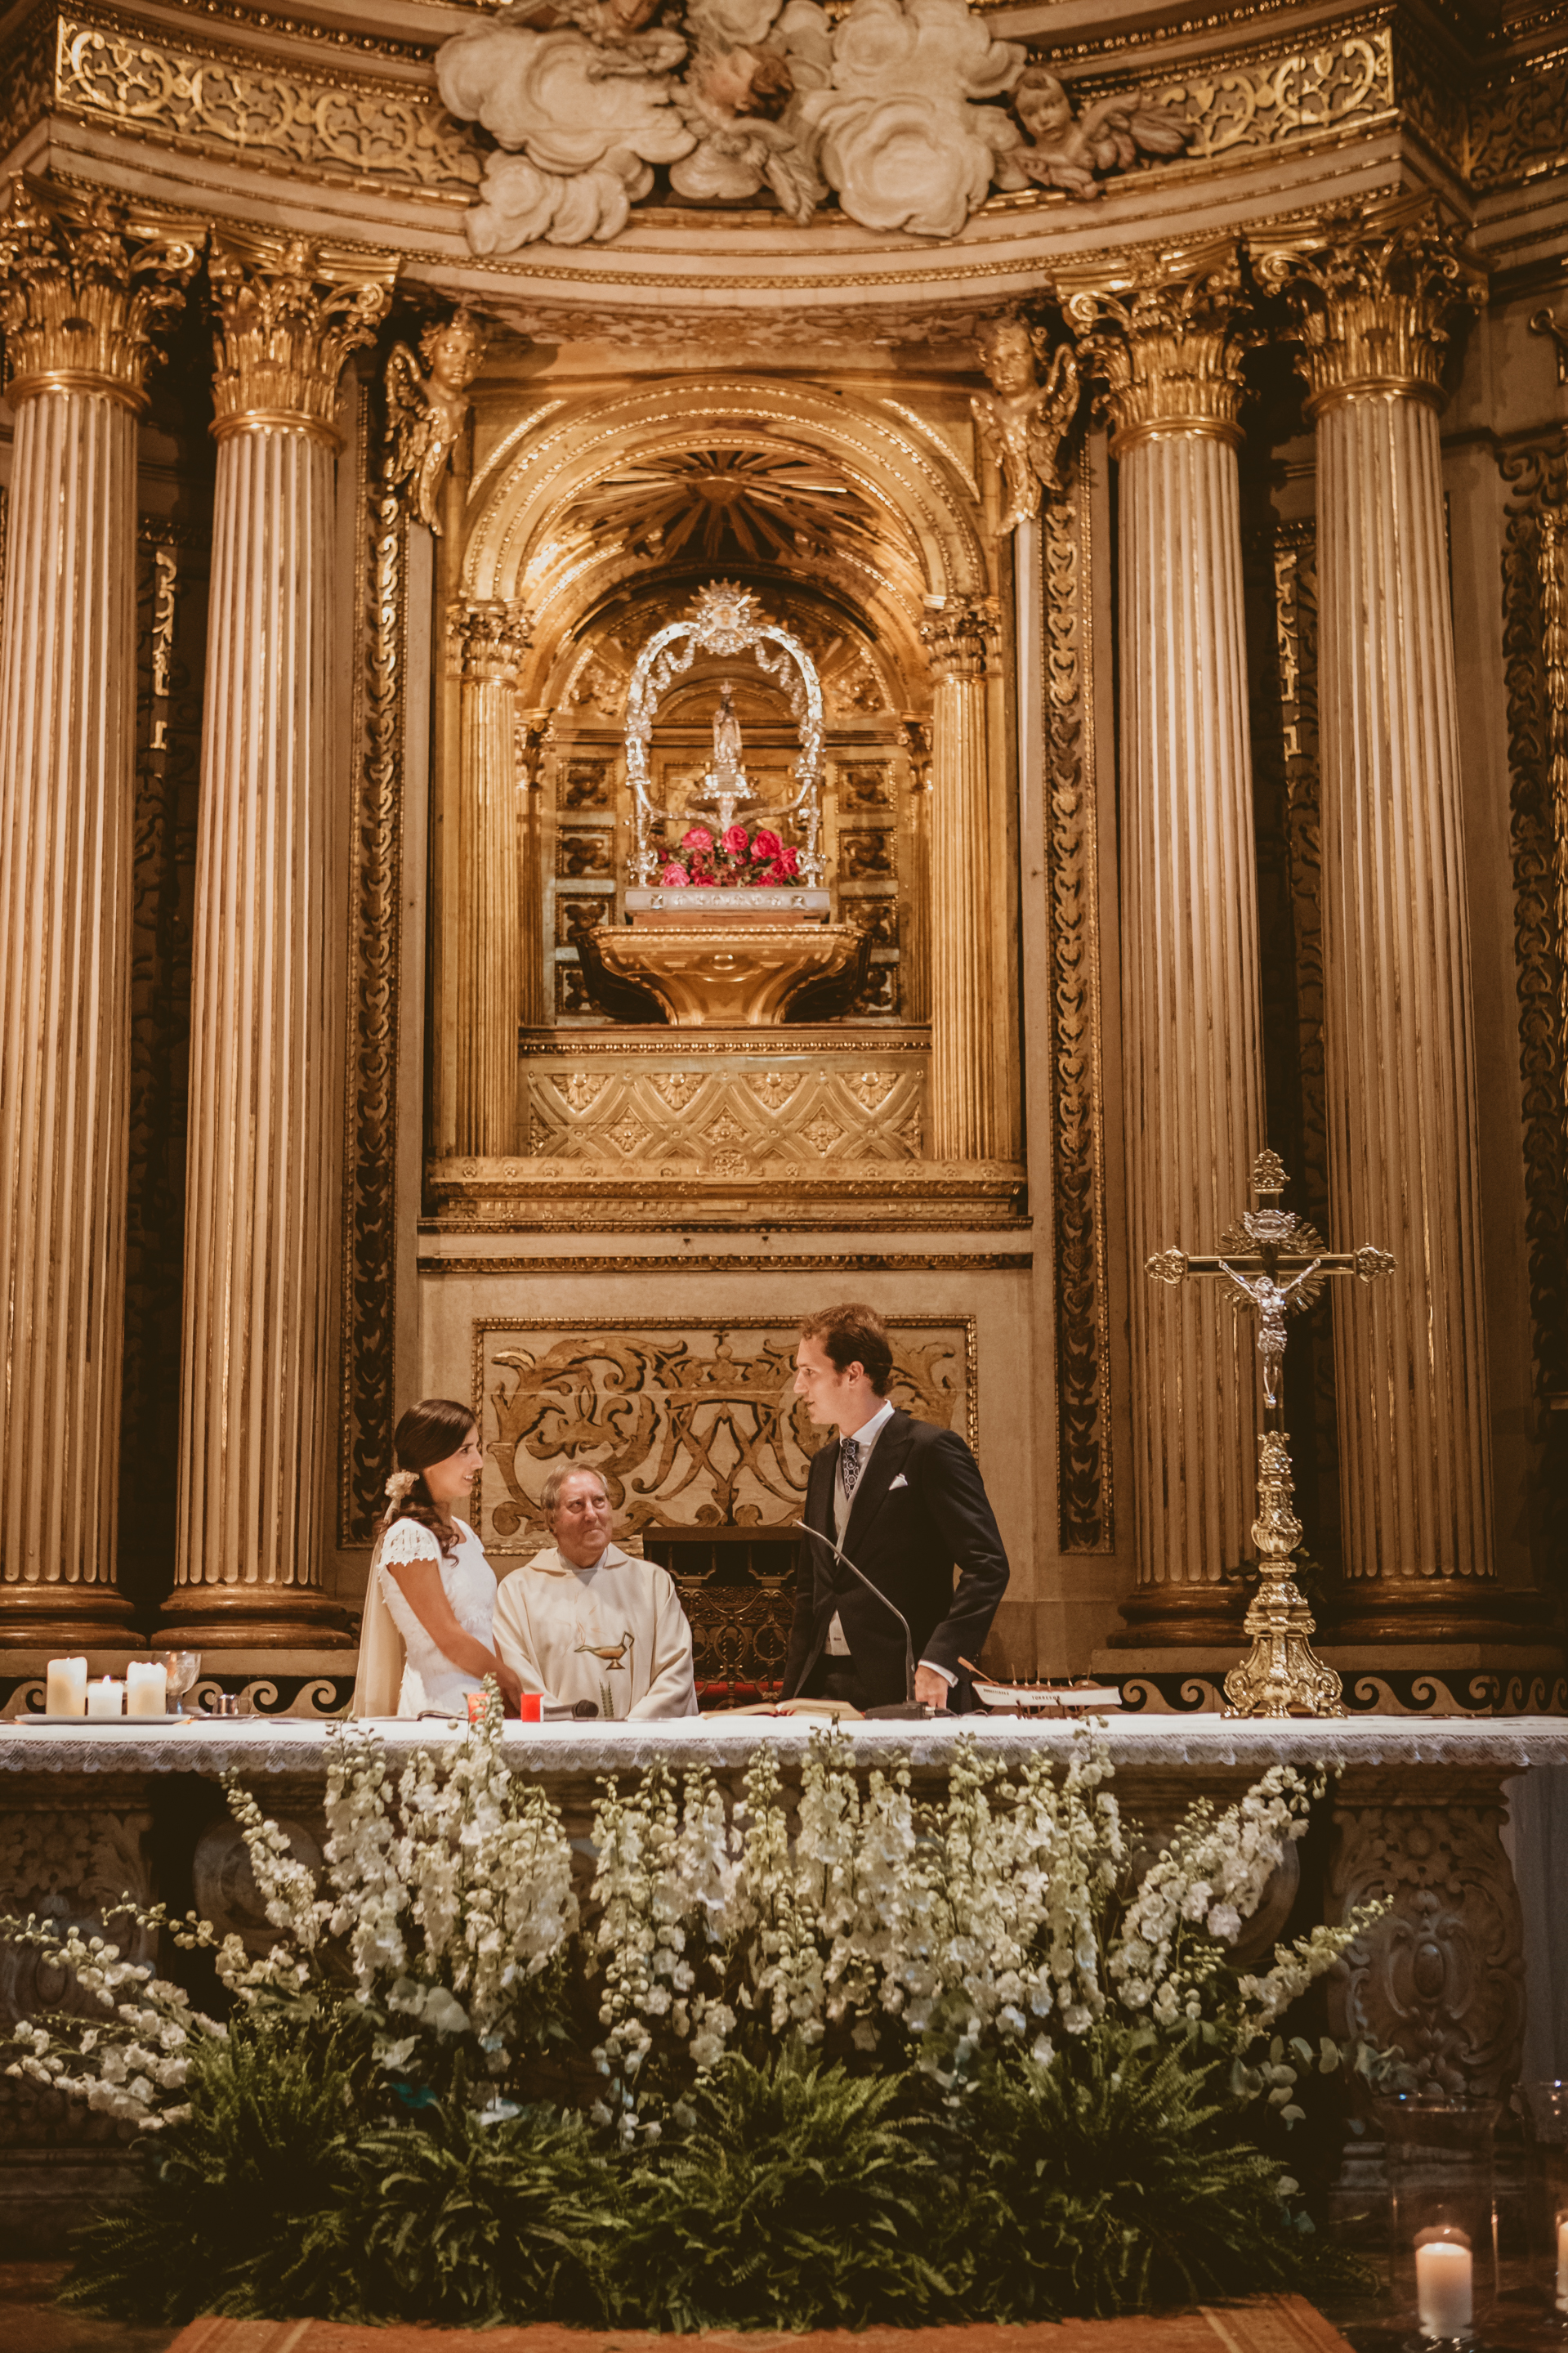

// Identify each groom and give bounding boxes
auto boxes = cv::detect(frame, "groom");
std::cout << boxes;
[780,1302,1010,1714]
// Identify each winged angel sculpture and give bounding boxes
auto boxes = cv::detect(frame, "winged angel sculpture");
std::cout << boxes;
[436,0,1191,252]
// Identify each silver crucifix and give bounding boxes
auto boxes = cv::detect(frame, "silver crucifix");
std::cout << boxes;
[1146,1147,1396,1719]
[1146,1147,1394,1428]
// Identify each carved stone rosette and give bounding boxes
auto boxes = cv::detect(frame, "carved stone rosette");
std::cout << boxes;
[168,236,398,1648]
[0,177,197,1639]
[1254,199,1499,1633]
[452,598,534,1156]
[1068,244,1266,1639]
[921,595,1003,1161]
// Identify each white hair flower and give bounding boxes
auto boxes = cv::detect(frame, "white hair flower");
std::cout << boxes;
[384,1469,418,1505]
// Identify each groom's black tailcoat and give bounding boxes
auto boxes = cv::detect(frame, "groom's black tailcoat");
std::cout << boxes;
[780,1407,1010,1711]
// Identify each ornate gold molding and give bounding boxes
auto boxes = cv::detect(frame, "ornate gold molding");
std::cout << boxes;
[1249,192,1485,418]
[526,1062,926,1169]
[0,172,200,411]
[1043,459,1113,1555]
[450,597,532,682]
[208,225,396,447]
[919,596,1000,682]
[1058,236,1254,458]
[52,12,480,202]
[422,1251,1033,1274]
[341,382,403,1547]
[1499,436,1568,1535]
[427,1153,1026,1233]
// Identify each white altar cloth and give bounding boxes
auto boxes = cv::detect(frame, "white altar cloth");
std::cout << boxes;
[3,1714,1568,1778]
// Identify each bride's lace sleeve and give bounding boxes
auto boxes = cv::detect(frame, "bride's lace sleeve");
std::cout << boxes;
[380,1519,441,1569]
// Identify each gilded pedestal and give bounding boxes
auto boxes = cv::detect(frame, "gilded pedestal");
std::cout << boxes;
[166,229,395,1648]
[1063,242,1265,1645]
[0,179,198,1642]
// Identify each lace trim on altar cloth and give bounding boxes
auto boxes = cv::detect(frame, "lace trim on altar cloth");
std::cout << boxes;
[3,1718,1568,1777]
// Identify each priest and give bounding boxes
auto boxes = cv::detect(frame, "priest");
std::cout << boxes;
[492,1465,699,1719]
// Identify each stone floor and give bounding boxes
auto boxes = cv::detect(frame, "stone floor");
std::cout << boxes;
[0,2264,180,2353]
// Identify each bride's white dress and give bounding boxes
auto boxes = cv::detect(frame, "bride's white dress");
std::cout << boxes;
[377,1516,498,1716]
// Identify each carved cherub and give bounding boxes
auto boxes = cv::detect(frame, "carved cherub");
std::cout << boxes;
[1007,65,1191,200]
[385,309,489,534]
[503,0,688,74]
[670,38,824,221]
[971,311,1079,537]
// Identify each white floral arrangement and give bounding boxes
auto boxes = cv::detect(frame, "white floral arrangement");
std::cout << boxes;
[2,1702,1388,2143]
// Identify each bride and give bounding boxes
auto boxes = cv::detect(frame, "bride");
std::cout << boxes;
[350,1398,524,1718]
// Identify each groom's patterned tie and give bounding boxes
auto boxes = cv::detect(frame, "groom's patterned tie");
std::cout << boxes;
[840,1436,862,1501]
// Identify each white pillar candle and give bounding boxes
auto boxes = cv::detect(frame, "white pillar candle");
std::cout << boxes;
[1556,2215,1568,2311]
[1414,2232,1472,2337]
[85,1676,124,1720]
[125,1662,167,1716]
[44,1657,87,1716]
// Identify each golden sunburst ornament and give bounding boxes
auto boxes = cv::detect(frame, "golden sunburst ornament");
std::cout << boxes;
[568,448,879,567]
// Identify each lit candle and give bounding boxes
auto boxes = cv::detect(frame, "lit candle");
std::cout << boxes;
[1414,2230,1472,2338]
[125,1661,167,1717]
[85,1677,124,1720]
[44,1657,87,1717]
[1557,2214,1568,2313]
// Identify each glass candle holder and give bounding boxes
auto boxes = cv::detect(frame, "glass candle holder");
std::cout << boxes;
[1378,2095,1499,2350]
[1522,2081,1568,2331]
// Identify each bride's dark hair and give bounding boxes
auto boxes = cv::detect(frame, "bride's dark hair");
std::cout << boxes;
[378,1397,477,1563]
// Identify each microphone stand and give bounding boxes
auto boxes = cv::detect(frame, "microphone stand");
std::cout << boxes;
[788,1520,931,1719]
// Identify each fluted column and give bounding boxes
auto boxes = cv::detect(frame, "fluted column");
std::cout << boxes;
[1063,241,1265,1641]
[0,177,199,1642]
[921,596,1002,1160]
[165,228,395,1647]
[451,600,532,1156]
[1254,197,1501,1639]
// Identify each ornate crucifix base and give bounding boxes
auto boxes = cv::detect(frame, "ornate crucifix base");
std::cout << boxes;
[1223,1429,1347,1720]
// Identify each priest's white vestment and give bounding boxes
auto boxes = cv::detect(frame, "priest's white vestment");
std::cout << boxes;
[491,1542,699,1719]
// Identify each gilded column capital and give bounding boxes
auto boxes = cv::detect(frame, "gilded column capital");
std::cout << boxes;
[1249,192,1486,418]
[1058,237,1256,459]
[920,595,1000,682]
[451,597,533,682]
[0,174,202,413]
[208,226,398,449]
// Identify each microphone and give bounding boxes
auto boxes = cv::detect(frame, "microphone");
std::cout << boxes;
[787,1520,930,1717]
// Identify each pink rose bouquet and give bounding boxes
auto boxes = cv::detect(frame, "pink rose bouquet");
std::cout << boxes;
[657,821,805,887]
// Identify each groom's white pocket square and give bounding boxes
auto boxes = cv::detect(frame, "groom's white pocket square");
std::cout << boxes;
[889,1473,909,1490]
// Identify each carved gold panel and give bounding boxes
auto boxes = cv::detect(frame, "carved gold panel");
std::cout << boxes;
[51,14,480,200]
[526,1059,924,1166]
[473,1316,974,1551]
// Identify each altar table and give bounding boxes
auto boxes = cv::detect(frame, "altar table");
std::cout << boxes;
[2,1715,1565,2249]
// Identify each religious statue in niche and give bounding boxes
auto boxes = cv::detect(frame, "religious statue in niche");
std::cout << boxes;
[384,309,489,533]
[972,311,1080,540]
[435,0,1193,253]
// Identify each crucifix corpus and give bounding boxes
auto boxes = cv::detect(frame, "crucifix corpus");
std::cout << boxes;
[1146,1148,1396,1720]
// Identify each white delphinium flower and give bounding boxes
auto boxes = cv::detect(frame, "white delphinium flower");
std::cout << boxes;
[224,1777,328,1952]
[2,1908,227,2132]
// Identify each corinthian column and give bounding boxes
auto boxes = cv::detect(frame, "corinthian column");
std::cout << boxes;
[165,229,395,1648]
[1253,197,1503,1640]
[1061,241,1265,1642]
[0,177,199,1643]
[920,595,1003,1160]
[451,600,532,1156]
